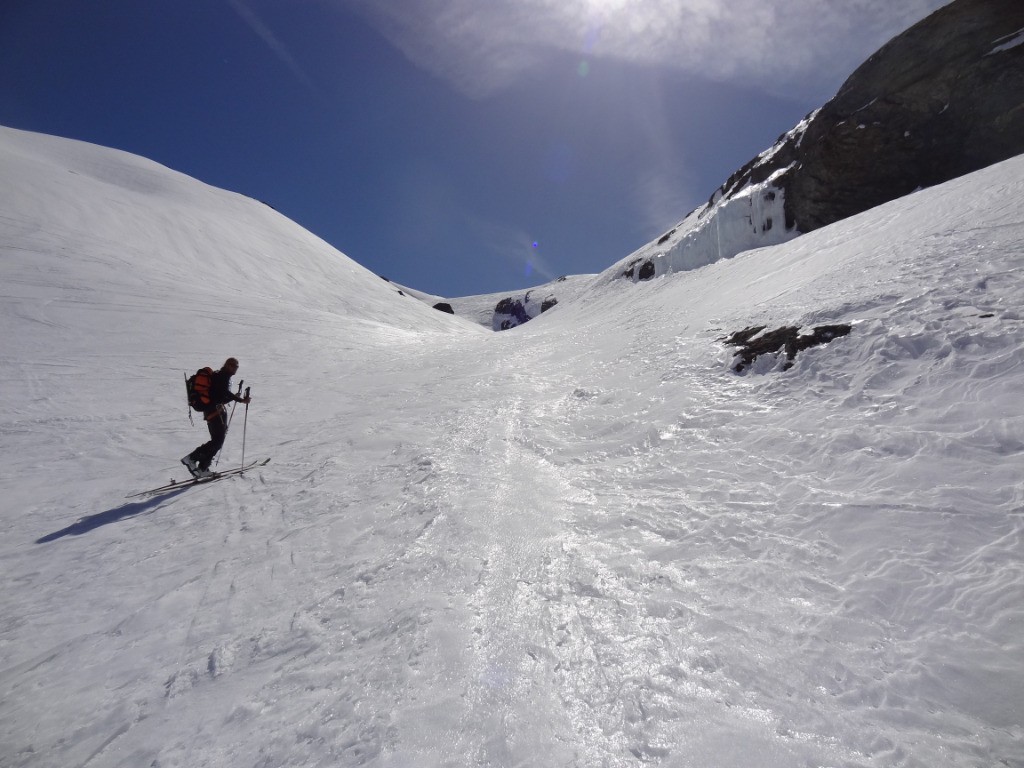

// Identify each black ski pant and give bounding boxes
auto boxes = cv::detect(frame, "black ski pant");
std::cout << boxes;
[190,407,228,469]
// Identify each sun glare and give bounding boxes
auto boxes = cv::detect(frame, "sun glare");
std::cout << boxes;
[580,0,633,12]
[568,0,650,58]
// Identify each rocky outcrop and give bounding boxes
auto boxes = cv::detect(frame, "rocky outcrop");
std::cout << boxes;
[623,258,656,281]
[758,0,1024,233]
[725,324,853,373]
[611,0,1024,286]
[493,290,559,331]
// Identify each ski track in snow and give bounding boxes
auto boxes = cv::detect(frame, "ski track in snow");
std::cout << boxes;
[1,128,1023,767]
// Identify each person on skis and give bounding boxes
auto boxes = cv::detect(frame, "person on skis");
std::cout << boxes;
[181,357,251,478]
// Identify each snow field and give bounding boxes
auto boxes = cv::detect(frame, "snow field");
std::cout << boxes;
[1,126,1023,767]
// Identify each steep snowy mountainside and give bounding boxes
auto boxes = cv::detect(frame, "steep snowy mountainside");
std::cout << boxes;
[544,151,1024,375]
[593,0,1024,291]
[599,144,802,286]
[0,125,477,330]
[0,125,479,416]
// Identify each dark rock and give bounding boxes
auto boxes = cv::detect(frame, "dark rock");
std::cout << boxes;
[494,297,531,330]
[623,258,656,281]
[494,296,521,316]
[493,290,560,330]
[725,324,852,372]
[433,302,455,314]
[782,0,1024,232]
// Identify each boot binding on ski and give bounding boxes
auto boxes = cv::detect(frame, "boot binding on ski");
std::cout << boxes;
[180,455,202,478]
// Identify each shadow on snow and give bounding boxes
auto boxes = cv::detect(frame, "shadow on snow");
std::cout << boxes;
[36,489,187,543]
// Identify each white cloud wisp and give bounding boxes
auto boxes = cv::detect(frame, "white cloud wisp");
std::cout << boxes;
[330,0,950,99]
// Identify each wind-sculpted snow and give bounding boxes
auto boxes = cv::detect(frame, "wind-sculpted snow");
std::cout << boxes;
[1,128,1023,767]
[607,169,798,287]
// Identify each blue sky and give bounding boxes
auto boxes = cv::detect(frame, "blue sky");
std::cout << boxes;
[0,1,948,297]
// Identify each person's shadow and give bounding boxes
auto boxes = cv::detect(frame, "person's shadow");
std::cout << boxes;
[36,488,187,543]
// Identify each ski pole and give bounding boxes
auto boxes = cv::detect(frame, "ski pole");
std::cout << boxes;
[241,386,250,470]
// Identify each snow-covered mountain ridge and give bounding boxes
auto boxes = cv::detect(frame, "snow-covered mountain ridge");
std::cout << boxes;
[2,125,1023,767]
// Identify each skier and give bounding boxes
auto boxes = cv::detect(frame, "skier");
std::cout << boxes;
[181,357,251,478]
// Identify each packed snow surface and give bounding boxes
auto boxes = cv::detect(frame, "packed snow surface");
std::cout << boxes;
[1,126,1023,768]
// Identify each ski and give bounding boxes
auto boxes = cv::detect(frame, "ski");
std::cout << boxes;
[127,458,270,498]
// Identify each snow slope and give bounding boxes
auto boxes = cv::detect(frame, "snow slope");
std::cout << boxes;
[1,126,1023,768]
